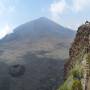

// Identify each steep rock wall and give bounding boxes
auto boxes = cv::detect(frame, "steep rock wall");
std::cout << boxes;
[64,23,90,78]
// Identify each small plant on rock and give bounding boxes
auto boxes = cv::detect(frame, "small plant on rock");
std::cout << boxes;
[72,80,83,90]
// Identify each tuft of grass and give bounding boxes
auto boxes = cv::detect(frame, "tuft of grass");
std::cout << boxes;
[71,79,83,90]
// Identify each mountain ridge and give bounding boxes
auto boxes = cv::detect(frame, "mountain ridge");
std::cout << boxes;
[2,17,75,42]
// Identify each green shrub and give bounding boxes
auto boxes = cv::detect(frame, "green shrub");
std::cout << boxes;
[72,69,83,80]
[72,80,83,90]
[60,85,69,90]
[59,83,70,90]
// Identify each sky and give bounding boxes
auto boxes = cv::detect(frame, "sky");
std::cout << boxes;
[0,0,90,39]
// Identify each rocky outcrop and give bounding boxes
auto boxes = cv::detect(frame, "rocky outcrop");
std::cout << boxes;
[58,22,90,90]
[64,22,90,76]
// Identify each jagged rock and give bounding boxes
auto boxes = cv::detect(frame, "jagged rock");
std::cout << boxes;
[64,22,90,77]
[85,21,90,25]
[9,64,25,77]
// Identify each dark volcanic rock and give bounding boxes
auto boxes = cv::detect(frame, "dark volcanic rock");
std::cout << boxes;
[9,64,25,77]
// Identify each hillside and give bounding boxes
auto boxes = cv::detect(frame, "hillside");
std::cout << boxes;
[58,22,90,90]
[0,17,75,90]
[0,17,75,61]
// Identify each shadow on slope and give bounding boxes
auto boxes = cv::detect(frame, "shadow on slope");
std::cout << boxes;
[11,52,65,90]
[0,62,11,90]
[0,51,66,90]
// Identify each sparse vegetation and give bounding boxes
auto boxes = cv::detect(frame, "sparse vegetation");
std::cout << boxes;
[86,53,90,65]
[72,68,83,80]
[72,80,83,90]
[59,83,69,90]
[58,23,90,90]
[58,64,83,90]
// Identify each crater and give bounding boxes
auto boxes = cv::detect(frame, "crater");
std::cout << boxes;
[9,64,25,77]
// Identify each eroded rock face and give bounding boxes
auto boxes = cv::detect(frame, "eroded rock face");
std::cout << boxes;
[9,64,25,77]
[64,23,90,77]
[70,24,90,59]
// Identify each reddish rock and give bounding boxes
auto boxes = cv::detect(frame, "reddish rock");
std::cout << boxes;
[64,22,90,78]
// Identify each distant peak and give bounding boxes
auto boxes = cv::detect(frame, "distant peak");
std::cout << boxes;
[37,17,51,21]
[39,17,49,20]
[35,17,58,25]
[31,17,55,24]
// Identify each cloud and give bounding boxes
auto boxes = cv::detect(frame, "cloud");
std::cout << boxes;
[0,2,5,15]
[48,0,90,29]
[49,0,90,18]
[72,0,90,12]
[49,0,90,16]
[49,0,66,14]
[49,0,67,21]
[0,1,15,16]
[0,0,16,39]
[0,24,13,39]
